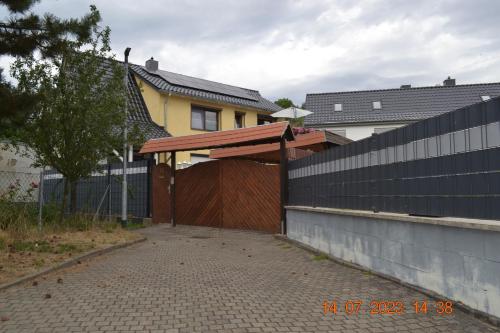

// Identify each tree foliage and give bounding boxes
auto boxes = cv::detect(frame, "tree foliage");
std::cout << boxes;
[0,1,101,136]
[274,97,296,109]
[10,10,126,216]
[273,98,306,127]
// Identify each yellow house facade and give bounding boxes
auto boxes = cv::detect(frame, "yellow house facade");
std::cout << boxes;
[131,58,282,165]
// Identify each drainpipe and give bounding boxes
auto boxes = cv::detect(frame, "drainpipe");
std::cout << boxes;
[122,47,131,227]
[163,96,169,130]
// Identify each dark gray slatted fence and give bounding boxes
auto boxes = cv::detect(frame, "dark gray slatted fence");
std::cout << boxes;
[43,159,152,218]
[288,97,500,220]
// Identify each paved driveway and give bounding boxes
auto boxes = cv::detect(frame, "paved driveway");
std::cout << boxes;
[0,225,498,333]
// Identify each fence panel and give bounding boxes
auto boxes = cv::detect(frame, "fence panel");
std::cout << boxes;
[0,171,40,203]
[288,97,500,220]
[43,159,152,218]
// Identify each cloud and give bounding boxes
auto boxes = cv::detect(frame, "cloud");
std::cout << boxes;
[1,0,500,105]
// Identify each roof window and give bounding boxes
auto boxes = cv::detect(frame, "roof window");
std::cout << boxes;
[334,103,343,112]
[372,101,382,110]
[481,95,491,102]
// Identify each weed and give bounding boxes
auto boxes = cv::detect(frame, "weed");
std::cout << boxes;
[313,253,330,261]
[125,222,144,230]
[56,243,79,253]
[33,258,45,268]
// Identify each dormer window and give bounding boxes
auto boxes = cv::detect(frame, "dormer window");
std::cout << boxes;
[372,101,382,110]
[481,95,491,102]
[334,103,343,112]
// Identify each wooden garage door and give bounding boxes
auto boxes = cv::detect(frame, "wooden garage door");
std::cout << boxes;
[152,159,280,233]
[176,161,222,228]
[221,160,280,233]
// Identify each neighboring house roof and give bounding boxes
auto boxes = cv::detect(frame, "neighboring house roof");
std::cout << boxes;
[125,69,170,140]
[131,64,282,113]
[140,122,294,154]
[304,82,500,126]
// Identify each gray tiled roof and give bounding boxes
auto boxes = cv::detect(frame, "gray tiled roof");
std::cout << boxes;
[131,64,282,113]
[101,59,170,141]
[304,83,500,126]
[126,70,170,140]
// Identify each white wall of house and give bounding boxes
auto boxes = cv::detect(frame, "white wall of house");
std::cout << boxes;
[0,142,39,174]
[0,142,40,201]
[323,123,408,141]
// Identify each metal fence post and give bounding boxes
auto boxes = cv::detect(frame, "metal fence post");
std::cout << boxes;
[107,162,112,221]
[37,167,45,232]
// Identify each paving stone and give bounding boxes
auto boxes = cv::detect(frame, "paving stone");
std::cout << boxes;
[0,224,497,333]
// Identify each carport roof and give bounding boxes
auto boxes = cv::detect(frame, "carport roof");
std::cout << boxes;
[209,130,350,162]
[139,122,294,154]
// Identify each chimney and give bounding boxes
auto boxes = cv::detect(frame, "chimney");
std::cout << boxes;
[443,76,456,86]
[145,57,158,71]
[400,84,411,89]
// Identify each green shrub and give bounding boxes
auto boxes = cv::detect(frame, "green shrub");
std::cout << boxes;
[0,179,38,236]
[41,201,61,225]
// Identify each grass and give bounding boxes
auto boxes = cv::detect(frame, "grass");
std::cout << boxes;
[124,222,145,230]
[0,209,142,285]
[313,253,330,261]
[10,240,52,252]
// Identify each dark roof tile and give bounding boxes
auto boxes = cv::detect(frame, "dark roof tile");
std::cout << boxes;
[101,59,170,141]
[304,83,500,125]
[131,64,281,113]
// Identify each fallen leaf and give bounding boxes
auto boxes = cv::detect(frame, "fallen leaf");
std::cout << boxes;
[0,316,9,322]
[44,294,51,299]
[57,278,63,284]
[32,281,38,286]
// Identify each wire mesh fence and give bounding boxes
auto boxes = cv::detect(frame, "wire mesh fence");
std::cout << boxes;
[0,170,40,203]
[0,170,41,230]
[0,159,153,230]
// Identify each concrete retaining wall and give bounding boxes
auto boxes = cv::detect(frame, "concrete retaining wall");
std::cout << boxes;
[286,207,500,319]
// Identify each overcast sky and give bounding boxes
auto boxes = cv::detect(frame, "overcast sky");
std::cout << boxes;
[2,0,500,105]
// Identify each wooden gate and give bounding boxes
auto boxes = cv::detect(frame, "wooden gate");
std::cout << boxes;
[176,161,222,228]
[152,163,170,224]
[152,159,280,233]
